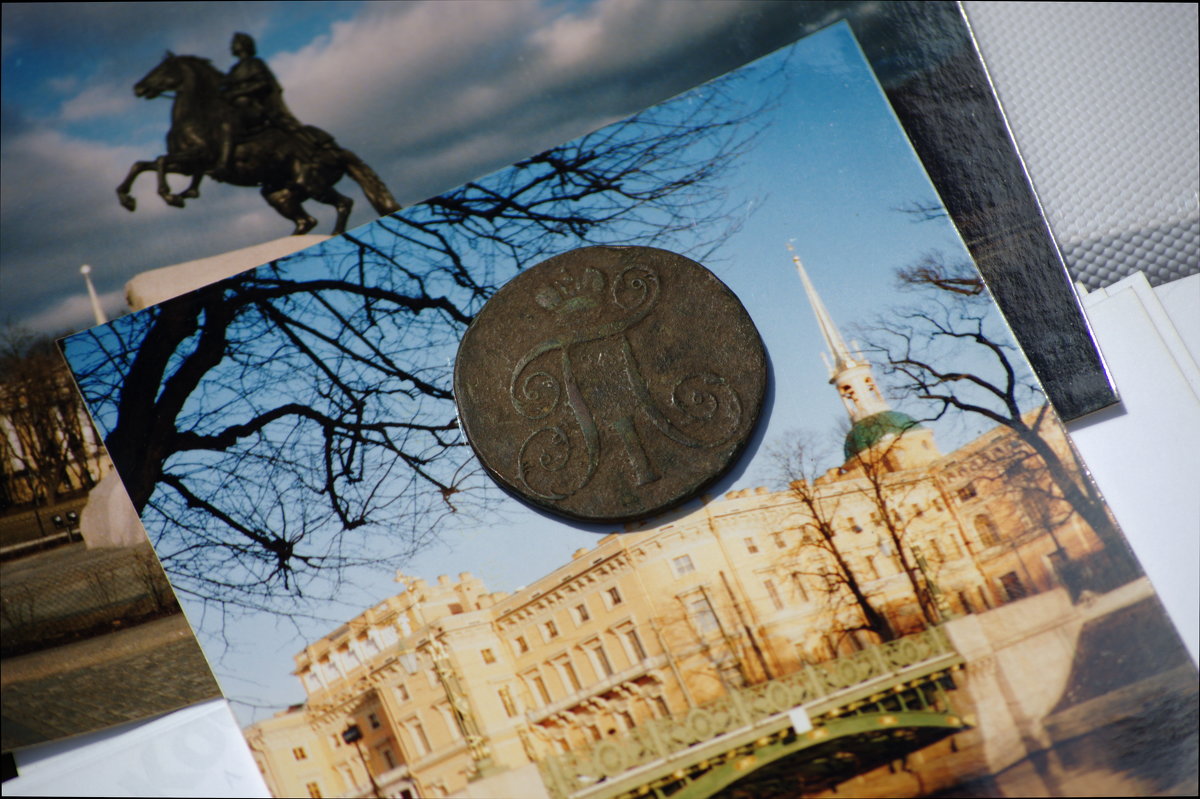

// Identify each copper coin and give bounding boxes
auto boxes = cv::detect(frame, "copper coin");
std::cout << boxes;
[454,246,766,523]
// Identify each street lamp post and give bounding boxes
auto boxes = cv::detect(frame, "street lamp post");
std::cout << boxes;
[342,724,383,799]
[80,264,107,326]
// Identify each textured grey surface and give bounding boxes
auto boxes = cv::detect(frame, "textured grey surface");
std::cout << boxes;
[965,2,1199,289]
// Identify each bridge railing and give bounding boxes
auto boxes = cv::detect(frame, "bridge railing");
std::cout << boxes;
[538,626,960,799]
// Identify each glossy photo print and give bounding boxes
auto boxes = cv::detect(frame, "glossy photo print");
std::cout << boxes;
[0,345,221,752]
[61,19,1196,799]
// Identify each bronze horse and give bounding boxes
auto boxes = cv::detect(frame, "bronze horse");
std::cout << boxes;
[116,53,399,235]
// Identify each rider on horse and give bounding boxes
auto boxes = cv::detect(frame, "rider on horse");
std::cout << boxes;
[120,40,399,234]
[216,33,332,178]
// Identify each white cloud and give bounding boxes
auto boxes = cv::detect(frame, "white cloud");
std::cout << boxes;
[58,81,136,122]
[21,286,126,337]
[46,74,80,94]
[0,123,280,325]
[250,0,761,206]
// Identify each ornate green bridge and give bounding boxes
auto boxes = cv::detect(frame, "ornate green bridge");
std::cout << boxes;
[538,627,966,799]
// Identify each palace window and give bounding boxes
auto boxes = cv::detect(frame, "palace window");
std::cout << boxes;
[379,746,398,770]
[957,482,978,502]
[438,703,461,740]
[772,531,787,549]
[744,537,759,553]
[368,712,381,729]
[574,602,590,624]
[622,627,648,661]
[999,572,1028,602]
[672,554,696,576]
[974,514,1000,547]
[688,596,719,634]
[292,746,307,760]
[306,782,322,798]
[407,717,432,756]
[555,657,583,692]
[377,625,398,648]
[542,619,559,641]
[481,648,496,664]
[589,642,615,678]
[530,673,552,705]
[764,579,784,611]
[498,687,518,717]
[395,683,409,702]
[606,586,623,607]
[791,572,810,602]
[515,635,529,653]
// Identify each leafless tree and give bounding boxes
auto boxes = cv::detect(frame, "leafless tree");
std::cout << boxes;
[63,77,767,623]
[765,433,897,643]
[1,327,100,511]
[865,255,1130,564]
[847,433,942,628]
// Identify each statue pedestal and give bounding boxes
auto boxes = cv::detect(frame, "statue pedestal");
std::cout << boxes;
[79,470,147,548]
[125,234,329,310]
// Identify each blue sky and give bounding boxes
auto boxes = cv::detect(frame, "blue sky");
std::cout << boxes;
[61,17,1040,727]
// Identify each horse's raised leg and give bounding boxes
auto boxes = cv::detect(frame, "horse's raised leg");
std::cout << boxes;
[116,160,158,211]
[179,172,204,201]
[313,187,354,236]
[155,156,187,207]
[262,186,317,235]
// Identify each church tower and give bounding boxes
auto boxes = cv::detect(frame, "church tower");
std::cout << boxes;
[790,246,940,468]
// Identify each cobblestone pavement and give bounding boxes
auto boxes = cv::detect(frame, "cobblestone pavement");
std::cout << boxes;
[1,615,222,751]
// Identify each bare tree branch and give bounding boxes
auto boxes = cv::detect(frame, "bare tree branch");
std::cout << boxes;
[61,74,769,625]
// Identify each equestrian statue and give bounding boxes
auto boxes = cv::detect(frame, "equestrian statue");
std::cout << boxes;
[117,33,399,235]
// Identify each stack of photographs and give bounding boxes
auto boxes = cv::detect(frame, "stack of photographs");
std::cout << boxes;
[8,3,1195,798]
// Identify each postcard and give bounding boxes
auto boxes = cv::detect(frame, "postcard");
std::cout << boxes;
[61,19,1196,799]
[0,344,221,752]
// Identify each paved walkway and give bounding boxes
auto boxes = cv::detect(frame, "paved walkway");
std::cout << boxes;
[1,540,223,751]
[1,614,221,751]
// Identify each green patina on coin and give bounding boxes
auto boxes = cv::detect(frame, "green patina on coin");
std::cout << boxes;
[454,246,767,523]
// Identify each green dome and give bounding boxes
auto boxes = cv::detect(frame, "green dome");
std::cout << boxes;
[844,411,923,460]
